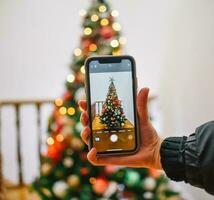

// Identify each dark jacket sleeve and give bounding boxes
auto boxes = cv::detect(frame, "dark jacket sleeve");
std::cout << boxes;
[160,121,214,195]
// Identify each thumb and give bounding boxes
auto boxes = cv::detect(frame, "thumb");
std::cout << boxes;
[137,88,150,124]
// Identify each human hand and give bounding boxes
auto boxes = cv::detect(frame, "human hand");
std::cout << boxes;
[78,88,162,169]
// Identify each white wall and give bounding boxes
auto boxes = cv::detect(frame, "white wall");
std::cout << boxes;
[0,0,214,199]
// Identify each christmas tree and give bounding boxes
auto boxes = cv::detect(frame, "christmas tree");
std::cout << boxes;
[100,77,126,129]
[32,0,182,199]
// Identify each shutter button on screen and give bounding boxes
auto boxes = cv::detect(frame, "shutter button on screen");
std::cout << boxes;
[110,134,118,142]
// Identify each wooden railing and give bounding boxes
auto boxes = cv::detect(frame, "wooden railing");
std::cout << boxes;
[0,99,54,189]
[0,96,157,192]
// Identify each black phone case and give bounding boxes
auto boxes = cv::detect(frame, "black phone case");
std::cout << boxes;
[84,55,140,156]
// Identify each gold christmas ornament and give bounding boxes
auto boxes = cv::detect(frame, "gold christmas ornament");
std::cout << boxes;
[89,43,97,52]
[112,49,121,56]
[63,157,74,168]
[56,134,64,142]
[41,188,52,198]
[59,106,67,115]
[100,18,109,26]
[41,163,52,176]
[67,175,80,188]
[84,27,92,35]
[55,98,63,107]
[90,177,96,184]
[67,107,75,116]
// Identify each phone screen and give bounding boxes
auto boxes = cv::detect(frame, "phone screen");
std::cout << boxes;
[87,58,138,154]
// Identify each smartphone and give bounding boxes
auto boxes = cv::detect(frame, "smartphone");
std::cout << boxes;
[84,55,140,156]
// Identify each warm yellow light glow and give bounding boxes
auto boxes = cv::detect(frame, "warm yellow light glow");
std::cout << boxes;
[89,177,96,184]
[84,27,92,35]
[79,9,86,17]
[112,49,121,55]
[128,134,133,140]
[112,22,121,31]
[55,98,63,107]
[80,65,85,74]
[91,14,99,22]
[100,18,109,26]
[47,137,54,145]
[111,10,119,17]
[67,74,75,83]
[56,134,64,142]
[110,39,119,48]
[59,106,67,115]
[89,43,97,52]
[99,5,107,13]
[119,37,127,45]
[67,107,75,116]
[74,48,82,56]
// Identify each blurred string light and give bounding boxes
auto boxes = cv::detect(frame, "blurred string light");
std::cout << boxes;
[56,134,64,142]
[99,5,107,13]
[59,106,67,115]
[112,49,121,55]
[111,10,119,17]
[91,14,99,22]
[67,107,75,116]
[119,36,127,45]
[100,18,109,26]
[89,43,97,52]
[89,177,96,184]
[47,137,54,145]
[79,9,86,17]
[80,66,85,74]
[55,98,63,107]
[110,39,119,48]
[112,22,121,31]
[84,27,92,35]
[74,48,82,56]
[67,74,75,83]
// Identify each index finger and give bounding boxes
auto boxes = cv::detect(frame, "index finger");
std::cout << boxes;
[78,100,87,111]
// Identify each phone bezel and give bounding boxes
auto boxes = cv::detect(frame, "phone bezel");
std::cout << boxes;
[84,55,140,156]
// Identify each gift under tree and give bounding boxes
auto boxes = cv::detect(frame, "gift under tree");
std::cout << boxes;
[32,0,181,199]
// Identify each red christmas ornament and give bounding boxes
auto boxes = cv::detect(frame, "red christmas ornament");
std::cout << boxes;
[47,145,62,162]
[123,191,134,198]
[81,38,92,49]
[100,27,114,39]
[47,136,68,163]
[105,166,117,174]
[80,167,89,176]
[63,91,72,101]
[92,178,109,195]
[75,72,84,83]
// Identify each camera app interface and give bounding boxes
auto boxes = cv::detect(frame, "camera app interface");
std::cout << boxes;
[89,59,136,153]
